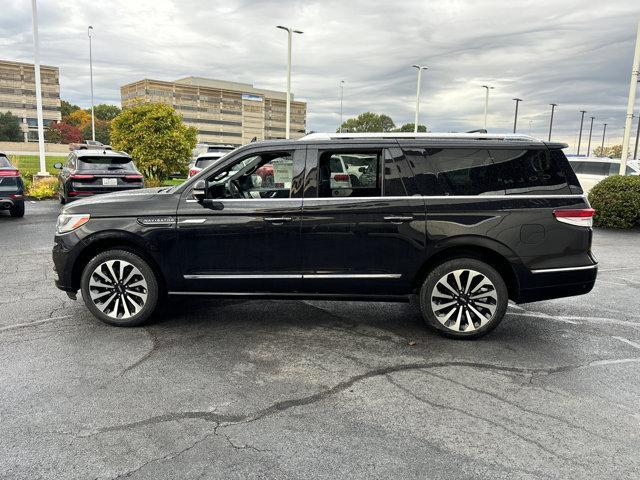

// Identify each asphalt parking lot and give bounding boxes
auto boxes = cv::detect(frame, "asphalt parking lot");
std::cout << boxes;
[1,200,639,480]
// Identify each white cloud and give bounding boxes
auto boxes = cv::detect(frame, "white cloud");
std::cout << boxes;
[2,0,639,152]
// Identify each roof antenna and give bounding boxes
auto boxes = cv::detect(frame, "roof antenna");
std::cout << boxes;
[250,136,257,142]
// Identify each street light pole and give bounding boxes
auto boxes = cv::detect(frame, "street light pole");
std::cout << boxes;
[88,26,95,142]
[600,123,607,156]
[528,120,533,136]
[577,110,587,156]
[619,21,640,175]
[412,65,428,133]
[276,25,303,140]
[634,113,640,160]
[586,116,595,157]
[481,85,493,130]
[30,0,47,177]
[548,103,557,141]
[512,98,522,133]
[339,80,344,133]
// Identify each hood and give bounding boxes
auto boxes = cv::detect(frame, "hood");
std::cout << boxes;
[63,187,178,217]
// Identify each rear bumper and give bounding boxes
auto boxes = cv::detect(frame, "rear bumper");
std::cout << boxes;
[0,195,23,209]
[516,264,598,303]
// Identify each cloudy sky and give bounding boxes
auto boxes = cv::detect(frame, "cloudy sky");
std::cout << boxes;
[2,0,640,151]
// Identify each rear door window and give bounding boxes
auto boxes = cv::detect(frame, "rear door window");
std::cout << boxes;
[490,149,571,195]
[318,151,381,197]
[427,148,502,196]
[401,148,445,196]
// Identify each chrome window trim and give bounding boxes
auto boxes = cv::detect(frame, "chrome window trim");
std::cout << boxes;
[183,273,402,280]
[303,273,401,279]
[183,194,587,203]
[530,264,597,274]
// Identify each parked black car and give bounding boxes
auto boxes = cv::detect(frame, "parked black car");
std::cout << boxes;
[52,133,597,338]
[54,149,144,204]
[0,152,25,218]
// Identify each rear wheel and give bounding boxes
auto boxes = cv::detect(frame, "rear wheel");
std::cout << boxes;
[419,258,508,339]
[80,249,159,327]
[9,201,24,218]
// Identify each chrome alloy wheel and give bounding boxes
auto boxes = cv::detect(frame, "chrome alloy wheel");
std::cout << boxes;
[88,259,148,319]
[430,269,498,332]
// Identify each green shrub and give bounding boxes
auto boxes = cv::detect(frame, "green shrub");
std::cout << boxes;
[588,175,640,229]
[27,177,59,200]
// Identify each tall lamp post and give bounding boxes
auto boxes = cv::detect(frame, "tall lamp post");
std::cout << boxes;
[412,65,428,133]
[634,113,640,160]
[577,110,587,156]
[619,21,640,175]
[481,85,493,130]
[339,80,344,133]
[512,98,522,133]
[600,123,608,156]
[30,0,47,177]
[586,116,595,157]
[88,25,95,141]
[276,25,303,140]
[548,103,557,141]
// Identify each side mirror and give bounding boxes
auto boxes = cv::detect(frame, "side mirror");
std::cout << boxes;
[192,179,206,201]
[53,162,63,169]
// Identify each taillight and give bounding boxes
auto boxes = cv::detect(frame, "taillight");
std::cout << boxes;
[553,208,595,227]
[70,174,95,180]
[124,174,143,182]
[333,174,350,182]
[0,169,20,177]
[189,168,201,177]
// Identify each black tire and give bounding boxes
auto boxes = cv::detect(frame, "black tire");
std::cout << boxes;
[9,201,25,218]
[59,188,66,204]
[419,258,508,339]
[80,249,159,327]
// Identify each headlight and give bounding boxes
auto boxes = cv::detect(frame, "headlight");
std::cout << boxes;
[56,213,90,234]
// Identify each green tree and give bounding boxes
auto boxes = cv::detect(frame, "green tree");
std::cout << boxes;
[61,100,80,119]
[338,112,396,133]
[110,103,197,181]
[82,119,111,144]
[93,104,121,121]
[396,123,427,132]
[0,111,23,141]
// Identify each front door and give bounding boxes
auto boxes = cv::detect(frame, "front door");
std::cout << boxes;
[176,145,306,294]
[300,144,427,296]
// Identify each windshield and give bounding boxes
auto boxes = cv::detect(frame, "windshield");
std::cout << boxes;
[0,156,11,168]
[78,156,136,171]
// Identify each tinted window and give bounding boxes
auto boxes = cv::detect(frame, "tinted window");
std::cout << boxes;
[79,156,135,171]
[579,161,609,176]
[401,148,445,196]
[490,149,571,195]
[427,148,501,196]
[0,156,11,168]
[383,149,412,196]
[569,161,583,174]
[318,152,381,197]
[195,157,223,169]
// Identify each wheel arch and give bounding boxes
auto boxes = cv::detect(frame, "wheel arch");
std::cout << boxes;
[71,231,167,294]
[413,236,522,301]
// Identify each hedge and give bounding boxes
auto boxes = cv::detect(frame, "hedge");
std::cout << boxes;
[588,175,640,229]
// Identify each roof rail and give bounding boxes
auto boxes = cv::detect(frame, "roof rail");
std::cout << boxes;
[299,132,539,142]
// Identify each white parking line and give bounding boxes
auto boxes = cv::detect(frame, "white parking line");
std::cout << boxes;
[611,336,640,350]
[0,315,72,332]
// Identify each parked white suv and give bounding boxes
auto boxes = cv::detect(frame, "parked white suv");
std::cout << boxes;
[568,157,640,193]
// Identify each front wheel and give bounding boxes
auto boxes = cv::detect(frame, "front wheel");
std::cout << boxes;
[419,258,508,339]
[80,249,159,327]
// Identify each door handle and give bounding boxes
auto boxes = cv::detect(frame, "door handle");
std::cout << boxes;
[265,217,293,224]
[384,216,414,224]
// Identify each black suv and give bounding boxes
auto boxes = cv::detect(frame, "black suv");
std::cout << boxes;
[52,133,597,338]
[54,149,144,204]
[0,153,25,218]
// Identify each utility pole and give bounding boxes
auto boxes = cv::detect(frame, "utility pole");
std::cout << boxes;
[512,98,522,133]
[482,85,493,130]
[586,116,595,157]
[600,123,608,156]
[620,21,640,175]
[634,113,640,159]
[548,103,557,141]
[88,26,95,141]
[339,80,344,133]
[30,0,47,177]
[276,26,303,140]
[577,110,587,156]
[412,65,428,133]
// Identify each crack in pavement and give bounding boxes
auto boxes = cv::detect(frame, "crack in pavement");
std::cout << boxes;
[120,328,161,376]
[385,375,579,475]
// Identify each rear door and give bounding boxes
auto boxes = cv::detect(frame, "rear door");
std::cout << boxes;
[299,143,426,296]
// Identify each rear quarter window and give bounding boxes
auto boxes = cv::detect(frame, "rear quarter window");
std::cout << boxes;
[490,149,572,195]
